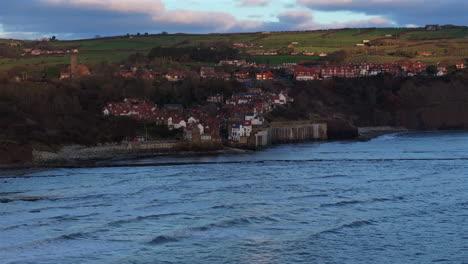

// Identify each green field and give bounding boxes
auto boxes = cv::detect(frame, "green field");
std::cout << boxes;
[243,55,319,64]
[1,28,467,70]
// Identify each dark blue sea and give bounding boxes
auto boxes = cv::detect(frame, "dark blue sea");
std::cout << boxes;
[1,131,468,264]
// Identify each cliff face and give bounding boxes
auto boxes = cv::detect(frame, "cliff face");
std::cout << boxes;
[396,103,468,130]
[279,73,468,137]
[394,78,468,130]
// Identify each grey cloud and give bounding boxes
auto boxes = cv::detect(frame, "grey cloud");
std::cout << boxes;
[297,0,468,26]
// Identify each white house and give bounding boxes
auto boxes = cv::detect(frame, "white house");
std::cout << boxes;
[187,116,199,124]
[168,117,187,130]
[230,122,252,142]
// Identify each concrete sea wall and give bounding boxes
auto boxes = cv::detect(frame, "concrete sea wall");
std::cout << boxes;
[267,121,328,144]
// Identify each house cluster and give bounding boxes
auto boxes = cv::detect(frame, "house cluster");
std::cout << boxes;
[103,98,222,145]
[425,25,442,31]
[118,59,465,84]
[22,48,79,56]
[102,88,291,147]
[223,89,290,144]
[249,51,328,57]
[294,62,430,80]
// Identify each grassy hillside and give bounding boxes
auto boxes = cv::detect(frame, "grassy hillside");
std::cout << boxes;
[1,27,467,70]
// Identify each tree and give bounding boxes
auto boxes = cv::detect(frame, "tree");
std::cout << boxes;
[324,50,348,64]
[45,66,61,79]
[51,36,56,41]
[0,45,15,57]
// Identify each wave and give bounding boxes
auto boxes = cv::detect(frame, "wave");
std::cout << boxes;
[312,220,376,238]
[321,196,404,207]
[318,174,348,179]
[108,212,187,227]
[148,215,278,245]
[211,204,237,209]
[150,235,180,245]
[288,194,329,200]
[341,220,375,229]
[0,196,51,204]
[432,259,451,263]
[0,231,89,252]
[49,213,100,222]
[0,224,23,231]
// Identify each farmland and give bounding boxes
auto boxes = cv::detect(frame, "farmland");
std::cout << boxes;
[1,27,467,70]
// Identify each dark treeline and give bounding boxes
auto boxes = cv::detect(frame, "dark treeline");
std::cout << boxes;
[269,70,468,131]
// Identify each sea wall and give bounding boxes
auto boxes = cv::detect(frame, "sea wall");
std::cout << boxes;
[268,121,328,143]
[124,140,178,150]
[32,141,179,163]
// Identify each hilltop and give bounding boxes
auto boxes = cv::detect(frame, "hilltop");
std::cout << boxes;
[1,26,467,71]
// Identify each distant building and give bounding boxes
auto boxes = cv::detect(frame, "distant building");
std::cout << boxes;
[417,51,435,57]
[218,60,247,67]
[255,71,274,80]
[207,94,224,104]
[31,49,42,56]
[295,67,320,81]
[234,72,250,80]
[200,67,216,78]
[60,72,71,80]
[425,25,441,31]
[455,63,465,69]
[233,43,247,48]
[8,41,22,47]
[165,71,186,82]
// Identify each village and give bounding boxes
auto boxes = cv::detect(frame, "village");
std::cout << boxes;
[61,52,465,149]
[60,54,466,83]
[102,86,293,149]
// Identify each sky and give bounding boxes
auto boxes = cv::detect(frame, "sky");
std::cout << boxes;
[0,0,467,40]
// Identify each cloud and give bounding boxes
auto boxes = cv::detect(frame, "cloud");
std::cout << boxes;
[42,0,255,32]
[42,0,165,14]
[266,9,393,31]
[238,0,269,6]
[297,0,468,25]
[0,0,262,39]
[1,0,464,39]
[277,10,313,24]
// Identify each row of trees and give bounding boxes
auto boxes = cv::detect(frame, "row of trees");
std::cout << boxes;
[148,45,239,62]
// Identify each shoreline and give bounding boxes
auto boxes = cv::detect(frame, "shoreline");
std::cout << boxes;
[2,127,460,176]
[0,147,253,177]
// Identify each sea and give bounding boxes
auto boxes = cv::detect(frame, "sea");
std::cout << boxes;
[1,131,467,264]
